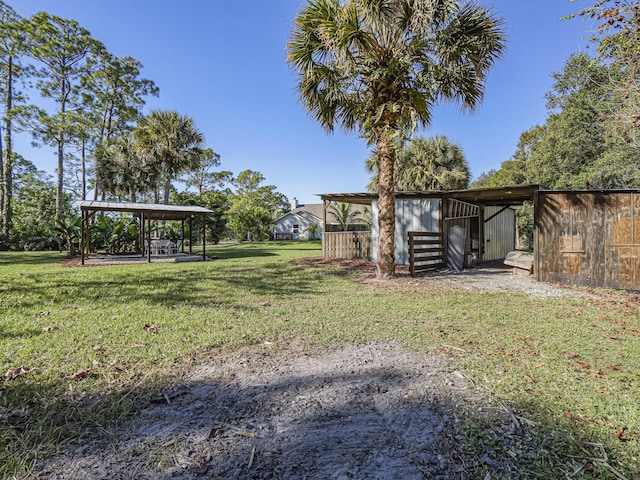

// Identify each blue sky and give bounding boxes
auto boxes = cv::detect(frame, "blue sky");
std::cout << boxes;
[11,1,595,205]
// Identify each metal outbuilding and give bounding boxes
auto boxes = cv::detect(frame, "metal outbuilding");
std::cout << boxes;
[318,185,640,291]
[319,185,536,268]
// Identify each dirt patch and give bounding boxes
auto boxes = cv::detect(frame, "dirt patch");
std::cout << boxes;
[297,257,585,298]
[33,342,527,480]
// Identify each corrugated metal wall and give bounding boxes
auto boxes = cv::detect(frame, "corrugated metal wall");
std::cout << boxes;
[371,198,440,264]
[483,206,515,261]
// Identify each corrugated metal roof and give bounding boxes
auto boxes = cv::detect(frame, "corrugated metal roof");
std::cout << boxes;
[72,200,212,220]
[317,185,541,206]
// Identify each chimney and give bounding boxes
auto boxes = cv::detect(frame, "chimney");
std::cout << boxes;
[291,197,299,211]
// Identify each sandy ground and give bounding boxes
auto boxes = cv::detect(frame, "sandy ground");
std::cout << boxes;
[34,343,519,480]
[32,260,596,479]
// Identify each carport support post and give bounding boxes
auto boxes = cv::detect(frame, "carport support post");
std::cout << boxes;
[140,213,145,257]
[188,216,193,255]
[181,219,185,253]
[147,217,152,263]
[80,208,86,265]
[202,214,206,260]
[322,200,328,257]
[534,190,540,281]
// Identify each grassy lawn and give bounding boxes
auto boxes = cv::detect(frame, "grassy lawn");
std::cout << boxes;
[1,241,639,478]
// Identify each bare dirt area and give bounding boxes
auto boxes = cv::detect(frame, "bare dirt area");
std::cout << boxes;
[34,342,529,480]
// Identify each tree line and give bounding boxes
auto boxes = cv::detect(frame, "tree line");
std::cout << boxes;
[470,2,640,246]
[0,1,289,251]
[474,1,639,190]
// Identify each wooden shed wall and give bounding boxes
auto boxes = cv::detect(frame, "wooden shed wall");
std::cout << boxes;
[536,191,640,290]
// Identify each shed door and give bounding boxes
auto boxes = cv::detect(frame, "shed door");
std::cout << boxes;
[484,206,515,261]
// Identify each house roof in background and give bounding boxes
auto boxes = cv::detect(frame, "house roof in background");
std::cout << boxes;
[72,200,213,221]
[292,203,324,220]
[274,210,322,224]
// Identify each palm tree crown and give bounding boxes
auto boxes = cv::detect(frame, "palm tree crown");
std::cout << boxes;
[367,135,470,191]
[288,0,505,277]
[328,202,363,231]
[134,110,204,204]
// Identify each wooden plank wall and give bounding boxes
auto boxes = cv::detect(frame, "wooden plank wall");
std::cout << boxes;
[537,191,640,290]
[322,232,372,260]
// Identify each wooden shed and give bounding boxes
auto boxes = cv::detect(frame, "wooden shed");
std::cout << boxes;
[535,190,640,290]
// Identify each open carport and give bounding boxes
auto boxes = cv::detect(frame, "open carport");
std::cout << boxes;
[72,200,213,265]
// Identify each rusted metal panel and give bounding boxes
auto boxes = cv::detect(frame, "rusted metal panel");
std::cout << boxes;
[537,191,640,290]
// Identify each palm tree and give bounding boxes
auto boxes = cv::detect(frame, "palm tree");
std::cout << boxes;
[366,135,470,191]
[303,222,321,240]
[96,133,157,202]
[288,0,506,278]
[328,202,363,232]
[134,110,204,204]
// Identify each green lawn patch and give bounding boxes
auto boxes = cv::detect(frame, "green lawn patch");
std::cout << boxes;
[1,242,639,478]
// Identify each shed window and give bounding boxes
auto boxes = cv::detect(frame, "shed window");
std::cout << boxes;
[560,208,585,253]
[293,224,299,234]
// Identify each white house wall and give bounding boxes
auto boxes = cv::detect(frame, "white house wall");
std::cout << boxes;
[274,213,323,239]
[371,198,440,264]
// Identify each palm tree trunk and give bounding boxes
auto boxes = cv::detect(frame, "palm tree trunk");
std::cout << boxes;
[376,128,396,278]
[163,176,171,205]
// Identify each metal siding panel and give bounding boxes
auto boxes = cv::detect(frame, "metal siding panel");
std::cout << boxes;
[371,200,379,262]
[395,199,408,264]
[484,207,516,261]
[428,198,440,231]
[371,197,441,265]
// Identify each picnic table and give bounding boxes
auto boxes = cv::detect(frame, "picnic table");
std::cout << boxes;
[151,239,174,255]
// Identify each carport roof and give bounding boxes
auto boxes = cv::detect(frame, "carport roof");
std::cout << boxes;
[317,184,540,206]
[72,200,213,220]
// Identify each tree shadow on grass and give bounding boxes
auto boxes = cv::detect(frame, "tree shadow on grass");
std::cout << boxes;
[0,251,66,267]
[206,246,277,260]
[205,241,321,261]
[2,259,345,312]
[0,326,42,341]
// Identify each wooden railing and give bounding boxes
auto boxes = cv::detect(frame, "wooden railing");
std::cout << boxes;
[272,233,293,240]
[409,231,445,276]
[323,231,371,260]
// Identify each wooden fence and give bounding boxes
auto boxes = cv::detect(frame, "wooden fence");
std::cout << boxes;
[323,231,371,260]
[408,231,445,276]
